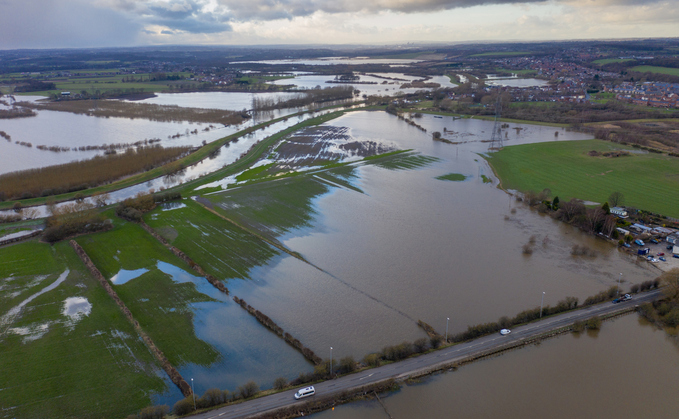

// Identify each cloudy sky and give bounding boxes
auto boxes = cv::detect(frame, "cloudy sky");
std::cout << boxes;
[0,0,677,49]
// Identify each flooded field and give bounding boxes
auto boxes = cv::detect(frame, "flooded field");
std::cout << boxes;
[311,315,679,419]
[203,111,656,359]
[269,73,456,96]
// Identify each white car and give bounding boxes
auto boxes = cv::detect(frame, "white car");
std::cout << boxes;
[500,329,511,336]
[294,386,315,400]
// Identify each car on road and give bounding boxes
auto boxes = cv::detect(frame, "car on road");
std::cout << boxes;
[622,294,632,301]
[612,298,620,304]
[294,386,316,400]
[500,329,511,335]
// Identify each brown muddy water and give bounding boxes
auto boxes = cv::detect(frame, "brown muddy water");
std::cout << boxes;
[226,111,658,359]
[311,315,679,419]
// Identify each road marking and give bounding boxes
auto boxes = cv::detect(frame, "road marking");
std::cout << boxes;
[359,373,374,381]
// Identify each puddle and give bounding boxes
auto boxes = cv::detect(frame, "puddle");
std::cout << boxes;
[110,268,149,285]
[161,202,187,211]
[0,270,69,329]
[9,322,51,343]
[62,296,92,320]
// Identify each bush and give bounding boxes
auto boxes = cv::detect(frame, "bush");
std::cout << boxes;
[413,338,429,353]
[586,316,602,330]
[199,388,228,407]
[172,397,194,416]
[273,377,288,390]
[572,320,585,333]
[363,353,381,367]
[139,405,169,419]
[237,381,259,399]
[430,335,443,348]
[337,356,357,374]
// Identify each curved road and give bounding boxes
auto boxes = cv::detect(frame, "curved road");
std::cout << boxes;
[190,290,661,419]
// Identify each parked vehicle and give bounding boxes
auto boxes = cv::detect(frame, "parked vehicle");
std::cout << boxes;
[674,254,679,259]
[658,252,665,256]
[622,294,632,301]
[623,243,631,248]
[660,257,667,261]
[612,298,621,304]
[667,245,674,250]
[294,386,316,400]
[651,239,659,244]
[500,329,511,335]
[634,239,645,246]
[638,248,650,255]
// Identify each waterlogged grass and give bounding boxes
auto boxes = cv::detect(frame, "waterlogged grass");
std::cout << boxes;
[145,199,279,281]
[235,162,277,182]
[369,152,440,171]
[75,221,220,367]
[0,241,167,419]
[630,65,679,76]
[485,139,679,217]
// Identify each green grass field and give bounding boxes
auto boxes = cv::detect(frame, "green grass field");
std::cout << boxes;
[75,221,221,367]
[485,139,679,217]
[436,173,469,182]
[593,58,634,65]
[145,199,280,281]
[630,66,679,76]
[0,241,167,418]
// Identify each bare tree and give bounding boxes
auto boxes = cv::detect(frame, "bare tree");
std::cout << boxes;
[584,208,605,233]
[603,214,618,237]
[608,191,624,207]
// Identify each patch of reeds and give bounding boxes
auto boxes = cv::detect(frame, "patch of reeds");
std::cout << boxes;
[0,145,191,200]
[17,100,247,125]
[0,107,36,119]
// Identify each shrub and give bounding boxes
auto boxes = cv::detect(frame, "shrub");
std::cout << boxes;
[363,353,381,367]
[430,335,443,348]
[172,397,194,416]
[237,381,259,399]
[586,316,602,330]
[630,284,640,294]
[572,320,585,333]
[413,338,429,353]
[273,377,288,390]
[199,388,228,407]
[338,356,357,374]
[139,405,169,419]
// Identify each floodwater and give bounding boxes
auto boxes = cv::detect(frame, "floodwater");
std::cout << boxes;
[269,73,456,96]
[0,108,229,175]
[311,315,679,419]
[231,58,423,66]
[485,78,549,87]
[0,104,357,219]
[147,261,313,405]
[224,112,657,359]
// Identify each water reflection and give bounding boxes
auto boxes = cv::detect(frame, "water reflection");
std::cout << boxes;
[311,315,679,419]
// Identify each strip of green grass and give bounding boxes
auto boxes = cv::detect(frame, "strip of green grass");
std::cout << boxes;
[485,139,679,218]
[593,58,634,65]
[630,65,679,76]
[75,221,220,367]
[0,241,167,419]
[145,199,279,281]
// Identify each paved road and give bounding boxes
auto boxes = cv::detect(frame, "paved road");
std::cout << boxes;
[190,290,661,419]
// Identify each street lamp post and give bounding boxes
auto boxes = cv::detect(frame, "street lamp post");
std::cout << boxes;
[445,317,449,343]
[330,347,333,377]
[540,292,545,318]
[619,273,622,296]
[191,378,196,411]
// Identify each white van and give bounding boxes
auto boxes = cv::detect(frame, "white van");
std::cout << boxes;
[294,386,315,400]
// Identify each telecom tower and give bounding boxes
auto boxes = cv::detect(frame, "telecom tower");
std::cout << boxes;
[488,94,503,151]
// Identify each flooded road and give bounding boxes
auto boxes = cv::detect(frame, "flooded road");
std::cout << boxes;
[311,314,679,419]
